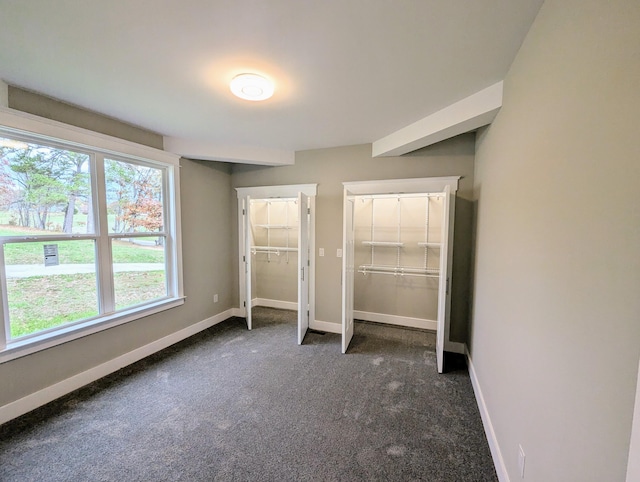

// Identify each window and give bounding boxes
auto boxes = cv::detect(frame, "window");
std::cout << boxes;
[0,110,183,361]
[105,158,168,310]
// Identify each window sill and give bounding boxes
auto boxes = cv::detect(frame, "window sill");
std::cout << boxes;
[0,297,186,364]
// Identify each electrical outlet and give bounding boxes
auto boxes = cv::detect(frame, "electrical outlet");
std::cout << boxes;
[337,248,342,258]
[319,248,325,257]
[518,444,526,478]
[214,294,219,303]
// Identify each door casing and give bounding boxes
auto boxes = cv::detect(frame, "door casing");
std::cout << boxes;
[236,184,317,332]
[341,177,459,372]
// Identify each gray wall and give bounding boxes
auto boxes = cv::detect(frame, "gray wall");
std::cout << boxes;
[470,0,640,480]
[231,136,475,342]
[0,99,235,408]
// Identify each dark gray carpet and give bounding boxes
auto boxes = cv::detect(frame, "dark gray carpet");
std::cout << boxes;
[0,307,497,481]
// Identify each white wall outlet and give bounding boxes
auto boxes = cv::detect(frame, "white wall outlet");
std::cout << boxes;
[518,444,526,478]
[319,248,325,257]
[214,294,219,303]
[337,248,343,258]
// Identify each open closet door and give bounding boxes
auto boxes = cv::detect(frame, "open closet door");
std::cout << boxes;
[297,192,309,344]
[244,195,253,330]
[341,194,355,353]
[435,185,452,373]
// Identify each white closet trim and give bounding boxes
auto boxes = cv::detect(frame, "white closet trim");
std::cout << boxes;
[235,184,317,338]
[342,176,459,371]
[236,184,317,198]
[343,176,459,195]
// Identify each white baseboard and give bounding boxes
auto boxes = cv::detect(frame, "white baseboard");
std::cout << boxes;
[231,307,244,317]
[353,311,465,354]
[310,319,341,334]
[0,308,236,426]
[253,298,297,311]
[231,305,340,336]
[235,305,465,356]
[353,310,437,331]
[466,348,509,482]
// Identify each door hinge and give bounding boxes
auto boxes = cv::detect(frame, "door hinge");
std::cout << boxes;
[243,255,246,262]
[243,301,246,307]
[446,277,450,295]
[307,208,310,214]
[242,209,245,215]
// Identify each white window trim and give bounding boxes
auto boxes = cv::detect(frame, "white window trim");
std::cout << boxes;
[0,107,179,167]
[0,107,184,363]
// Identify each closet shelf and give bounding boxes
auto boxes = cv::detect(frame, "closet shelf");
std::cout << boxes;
[251,245,298,255]
[358,264,440,278]
[417,242,441,248]
[362,241,404,247]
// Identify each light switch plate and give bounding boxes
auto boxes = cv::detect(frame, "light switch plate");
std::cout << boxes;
[337,249,343,258]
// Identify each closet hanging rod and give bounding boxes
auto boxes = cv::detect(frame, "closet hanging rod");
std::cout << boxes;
[417,242,441,247]
[251,246,298,255]
[254,224,294,229]
[358,264,439,276]
[359,265,439,274]
[362,241,404,247]
[357,267,440,278]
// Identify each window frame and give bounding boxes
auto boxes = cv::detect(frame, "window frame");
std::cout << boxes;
[102,155,171,312]
[0,107,184,363]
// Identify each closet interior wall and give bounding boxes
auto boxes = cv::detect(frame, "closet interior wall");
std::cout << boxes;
[250,198,299,307]
[354,194,444,326]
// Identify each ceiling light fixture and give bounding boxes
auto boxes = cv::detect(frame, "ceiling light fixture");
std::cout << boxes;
[230,73,274,101]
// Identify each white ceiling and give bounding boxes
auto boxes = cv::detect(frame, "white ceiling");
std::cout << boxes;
[0,0,543,162]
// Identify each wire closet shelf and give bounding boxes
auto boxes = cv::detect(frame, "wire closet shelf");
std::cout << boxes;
[357,193,443,278]
[251,197,298,261]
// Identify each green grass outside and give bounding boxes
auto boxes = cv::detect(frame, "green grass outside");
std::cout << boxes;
[2,220,166,339]
[1,225,164,264]
[8,271,166,339]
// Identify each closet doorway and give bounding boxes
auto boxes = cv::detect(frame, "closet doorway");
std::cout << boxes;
[341,177,459,373]
[236,184,317,344]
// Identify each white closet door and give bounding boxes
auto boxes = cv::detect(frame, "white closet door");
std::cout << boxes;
[342,194,355,353]
[436,185,452,373]
[297,193,309,344]
[244,195,253,330]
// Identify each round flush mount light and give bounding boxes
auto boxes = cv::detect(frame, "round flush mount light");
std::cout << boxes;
[230,73,274,101]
